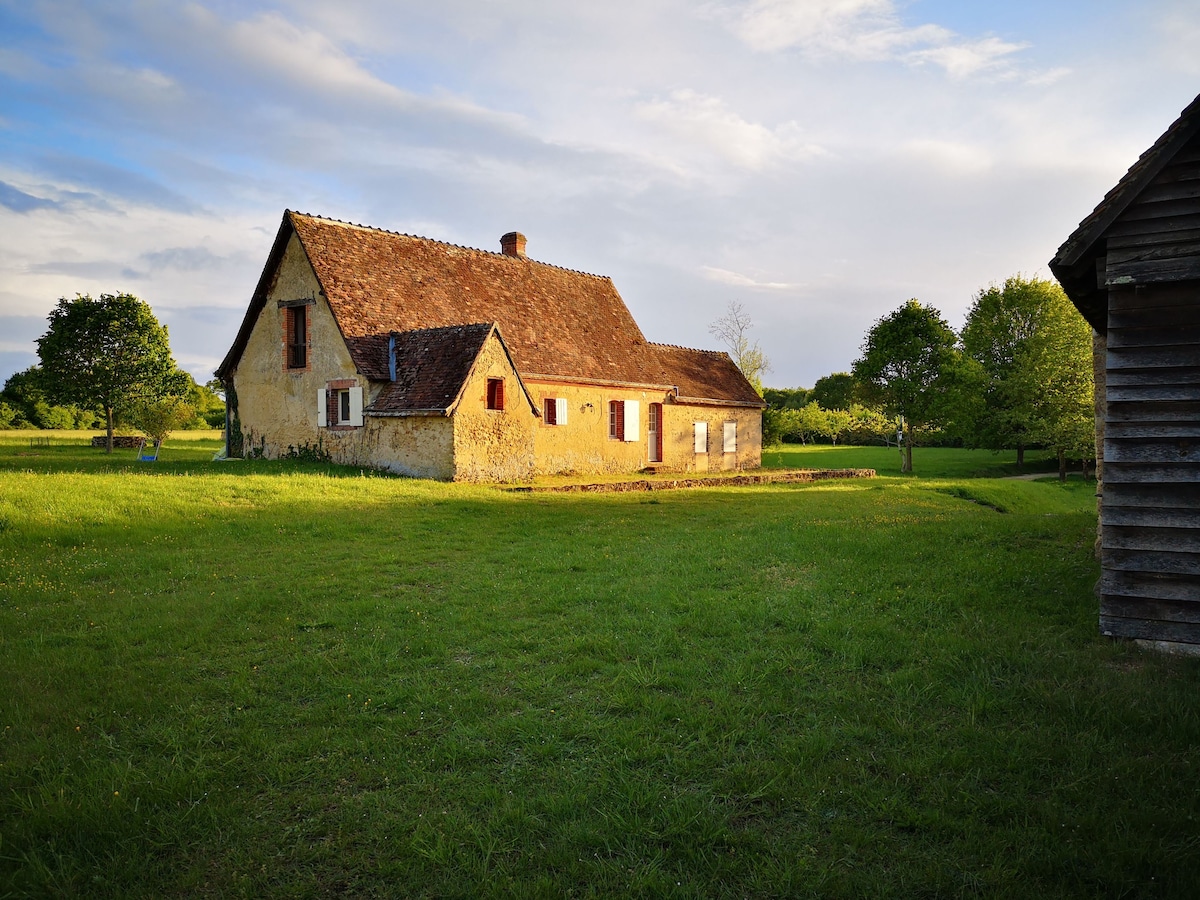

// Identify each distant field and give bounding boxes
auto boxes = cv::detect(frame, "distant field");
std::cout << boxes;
[2,434,1198,897]
[762,443,1065,479]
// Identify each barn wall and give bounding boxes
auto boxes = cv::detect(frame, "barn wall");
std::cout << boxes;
[1100,282,1200,643]
[1104,141,1200,288]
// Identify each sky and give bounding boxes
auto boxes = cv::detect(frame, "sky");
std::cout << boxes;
[2,0,1199,391]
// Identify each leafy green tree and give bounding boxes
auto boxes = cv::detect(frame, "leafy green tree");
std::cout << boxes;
[811,372,856,410]
[36,293,189,452]
[960,276,1090,467]
[129,397,196,449]
[0,401,18,429]
[762,386,811,410]
[0,366,99,429]
[709,301,770,394]
[188,377,226,429]
[852,299,960,473]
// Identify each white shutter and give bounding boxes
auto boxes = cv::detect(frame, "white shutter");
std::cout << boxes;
[694,421,707,453]
[724,421,737,453]
[349,387,364,426]
[624,400,640,441]
[555,397,568,426]
[317,389,327,427]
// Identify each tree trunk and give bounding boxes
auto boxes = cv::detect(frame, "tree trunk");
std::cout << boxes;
[105,405,115,454]
[902,421,913,473]
[1016,443,1025,467]
[1057,448,1067,482]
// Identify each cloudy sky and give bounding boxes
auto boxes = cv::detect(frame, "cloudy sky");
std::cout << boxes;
[2,0,1198,390]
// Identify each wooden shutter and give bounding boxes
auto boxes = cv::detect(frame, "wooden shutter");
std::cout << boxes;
[317,389,328,427]
[623,400,640,442]
[694,421,707,453]
[544,398,556,425]
[555,397,567,426]
[613,401,625,440]
[349,387,364,426]
[724,421,737,453]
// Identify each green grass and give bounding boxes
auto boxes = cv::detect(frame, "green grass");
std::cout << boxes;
[2,432,1198,897]
[762,443,1067,479]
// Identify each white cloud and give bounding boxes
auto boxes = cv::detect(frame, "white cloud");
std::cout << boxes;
[727,0,1031,80]
[701,265,802,290]
[635,89,824,170]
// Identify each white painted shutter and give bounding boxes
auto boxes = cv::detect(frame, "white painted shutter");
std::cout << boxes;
[349,387,364,426]
[724,421,737,453]
[317,389,327,427]
[623,400,640,441]
[694,421,707,453]
[555,397,567,426]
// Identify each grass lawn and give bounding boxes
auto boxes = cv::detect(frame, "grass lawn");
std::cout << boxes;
[2,432,1198,897]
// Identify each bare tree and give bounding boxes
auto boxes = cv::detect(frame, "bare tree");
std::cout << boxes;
[708,300,770,392]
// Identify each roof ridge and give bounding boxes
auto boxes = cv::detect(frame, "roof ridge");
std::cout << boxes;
[288,210,611,282]
[648,340,727,356]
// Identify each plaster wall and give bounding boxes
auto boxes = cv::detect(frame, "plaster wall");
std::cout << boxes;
[665,403,763,472]
[527,379,763,475]
[232,233,368,463]
[452,334,537,482]
[362,416,455,479]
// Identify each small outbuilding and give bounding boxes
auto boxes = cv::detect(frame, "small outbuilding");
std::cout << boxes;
[1050,91,1200,648]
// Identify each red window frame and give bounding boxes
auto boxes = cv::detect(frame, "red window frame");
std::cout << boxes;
[609,400,625,440]
[487,378,505,411]
[286,305,307,369]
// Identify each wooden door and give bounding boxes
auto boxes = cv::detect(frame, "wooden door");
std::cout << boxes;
[648,403,663,463]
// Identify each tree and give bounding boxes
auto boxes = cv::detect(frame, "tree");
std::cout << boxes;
[36,293,189,452]
[129,397,196,449]
[811,372,856,410]
[852,299,960,473]
[762,386,811,410]
[709,301,770,393]
[960,276,1089,467]
[0,366,100,429]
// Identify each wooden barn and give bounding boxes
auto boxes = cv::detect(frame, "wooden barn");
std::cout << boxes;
[1050,91,1200,649]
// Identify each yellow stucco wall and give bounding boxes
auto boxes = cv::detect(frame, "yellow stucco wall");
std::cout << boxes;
[231,234,457,477]
[362,416,455,479]
[527,379,762,475]
[232,233,365,462]
[451,335,537,482]
[230,234,761,479]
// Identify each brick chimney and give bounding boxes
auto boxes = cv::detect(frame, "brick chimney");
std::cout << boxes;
[500,232,527,258]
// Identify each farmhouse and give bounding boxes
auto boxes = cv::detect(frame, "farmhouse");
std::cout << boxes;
[216,211,764,481]
[1050,91,1200,648]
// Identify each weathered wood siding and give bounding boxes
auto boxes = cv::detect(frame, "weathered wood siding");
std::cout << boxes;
[1105,141,1200,288]
[1100,282,1200,642]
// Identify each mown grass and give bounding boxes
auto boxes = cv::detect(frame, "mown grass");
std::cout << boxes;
[762,443,1065,479]
[2,432,1198,897]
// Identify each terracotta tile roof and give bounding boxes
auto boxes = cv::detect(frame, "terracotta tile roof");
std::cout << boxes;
[366,324,493,414]
[289,212,651,383]
[219,211,763,406]
[645,343,766,406]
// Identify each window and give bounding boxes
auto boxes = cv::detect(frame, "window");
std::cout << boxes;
[543,397,567,425]
[609,400,622,439]
[723,421,737,453]
[608,400,640,441]
[694,421,708,453]
[285,305,307,369]
[317,386,363,427]
[486,378,505,410]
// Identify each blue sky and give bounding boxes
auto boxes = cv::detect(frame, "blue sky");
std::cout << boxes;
[2,0,1198,390]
